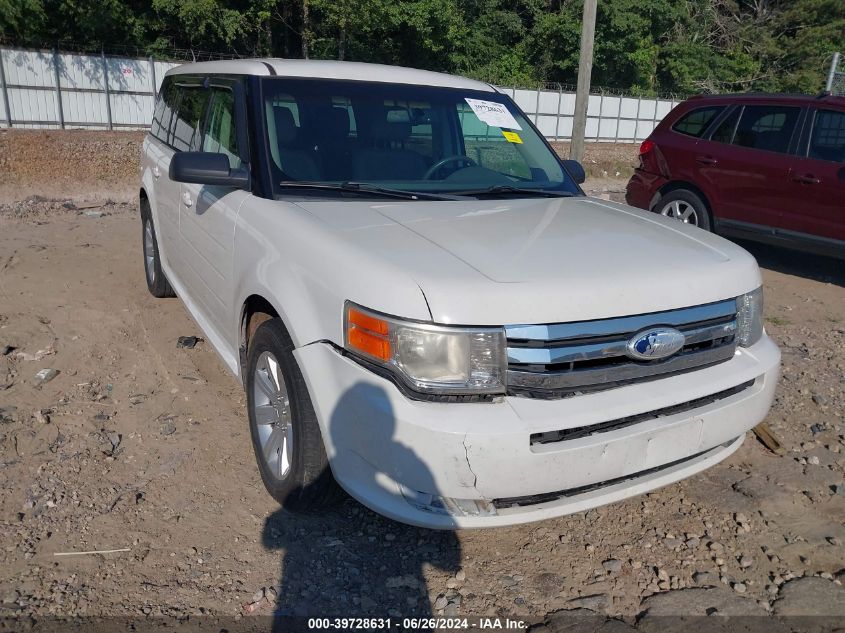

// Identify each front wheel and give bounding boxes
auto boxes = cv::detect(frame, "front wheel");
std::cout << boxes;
[246,318,342,511]
[653,189,712,231]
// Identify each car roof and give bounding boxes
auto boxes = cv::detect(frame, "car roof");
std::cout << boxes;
[685,92,845,106]
[164,58,497,92]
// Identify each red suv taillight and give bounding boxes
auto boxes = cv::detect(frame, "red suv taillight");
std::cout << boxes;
[639,139,655,155]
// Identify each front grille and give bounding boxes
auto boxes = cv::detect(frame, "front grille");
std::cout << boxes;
[506,299,737,398]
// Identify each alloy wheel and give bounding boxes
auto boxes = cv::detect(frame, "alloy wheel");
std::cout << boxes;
[659,199,699,225]
[143,220,156,283]
[252,351,294,480]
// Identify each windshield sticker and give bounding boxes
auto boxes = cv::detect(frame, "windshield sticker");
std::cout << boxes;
[502,130,523,143]
[464,98,522,130]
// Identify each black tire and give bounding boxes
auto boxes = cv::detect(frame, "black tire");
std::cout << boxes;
[246,318,342,511]
[140,200,175,298]
[652,189,712,232]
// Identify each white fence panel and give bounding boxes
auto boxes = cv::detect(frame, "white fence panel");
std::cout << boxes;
[0,45,682,142]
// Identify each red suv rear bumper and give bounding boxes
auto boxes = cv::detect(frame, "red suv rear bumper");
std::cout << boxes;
[625,169,667,211]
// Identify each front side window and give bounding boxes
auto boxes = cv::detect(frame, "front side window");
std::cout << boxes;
[203,88,241,169]
[150,78,178,144]
[171,84,208,152]
[808,109,845,163]
[672,106,724,138]
[731,105,800,154]
[260,78,577,197]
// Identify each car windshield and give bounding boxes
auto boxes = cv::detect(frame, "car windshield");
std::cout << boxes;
[259,77,579,197]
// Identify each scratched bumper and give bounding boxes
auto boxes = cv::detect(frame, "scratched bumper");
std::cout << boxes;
[294,336,780,529]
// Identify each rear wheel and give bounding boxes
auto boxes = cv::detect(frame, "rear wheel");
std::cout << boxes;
[654,189,712,231]
[246,318,342,511]
[140,199,175,298]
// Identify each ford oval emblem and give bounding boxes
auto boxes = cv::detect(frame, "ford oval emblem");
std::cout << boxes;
[626,327,685,361]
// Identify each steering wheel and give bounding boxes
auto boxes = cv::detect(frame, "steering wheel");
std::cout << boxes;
[423,155,477,180]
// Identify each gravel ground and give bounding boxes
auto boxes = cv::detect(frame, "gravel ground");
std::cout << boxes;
[0,139,843,630]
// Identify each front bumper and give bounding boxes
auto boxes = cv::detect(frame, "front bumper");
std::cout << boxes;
[294,336,780,529]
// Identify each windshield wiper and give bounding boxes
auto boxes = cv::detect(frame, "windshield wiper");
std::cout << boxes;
[452,185,576,198]
[278,181,463,201]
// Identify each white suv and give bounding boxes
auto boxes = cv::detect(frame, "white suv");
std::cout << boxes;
[140,59,780,528]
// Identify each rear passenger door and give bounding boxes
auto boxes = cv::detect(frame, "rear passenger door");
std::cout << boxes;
[695,103,802,231]
[786,106,845,242]
[178,81,251,354]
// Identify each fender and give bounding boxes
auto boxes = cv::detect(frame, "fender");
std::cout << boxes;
[231,196,431,362]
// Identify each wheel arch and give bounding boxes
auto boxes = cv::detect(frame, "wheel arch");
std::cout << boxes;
[239,293,285,383]
[654,180,714,216]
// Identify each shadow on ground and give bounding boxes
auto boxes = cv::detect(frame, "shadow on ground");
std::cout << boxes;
[732,239,844,287]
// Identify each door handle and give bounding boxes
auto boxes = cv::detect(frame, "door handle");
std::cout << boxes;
[153,165,160,179]
[792,174,820,185]
[182,192,193,207]
[696,156,718,166]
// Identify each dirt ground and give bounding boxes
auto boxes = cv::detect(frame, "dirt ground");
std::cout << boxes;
[0,132,843,629]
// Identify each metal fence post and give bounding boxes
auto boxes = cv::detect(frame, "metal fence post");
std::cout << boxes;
[534,85,541,125]
[554,86,562,141]
[634,95,642,142]
[0,48,12,128]
[102,50,113,130]
[149,56,157,95]
[651,96,659,135]
[597,90,604,140]
[614,94,621,142]
[52,47,65,129]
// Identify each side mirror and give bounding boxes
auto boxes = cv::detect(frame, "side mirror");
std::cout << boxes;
[169,152,250,189]
[562,159,586,185]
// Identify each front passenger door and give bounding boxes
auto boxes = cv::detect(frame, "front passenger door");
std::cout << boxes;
[178,83,251,356]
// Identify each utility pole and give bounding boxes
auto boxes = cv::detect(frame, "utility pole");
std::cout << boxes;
[826,52,840,92]
[570,0,597,163]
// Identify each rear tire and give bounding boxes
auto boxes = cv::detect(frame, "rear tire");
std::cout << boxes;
[653,189,712,231]
[246,318,343,511]
[140,199,175,298]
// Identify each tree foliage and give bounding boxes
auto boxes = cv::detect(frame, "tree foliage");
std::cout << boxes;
[2,0,843,95]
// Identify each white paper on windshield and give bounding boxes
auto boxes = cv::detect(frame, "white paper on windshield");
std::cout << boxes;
[464,98,522,130]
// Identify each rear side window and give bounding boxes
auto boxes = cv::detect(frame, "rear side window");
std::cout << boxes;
[170,84,208,151]
[808,109,845,163]
[731,105,800,154]
[203,88,241,169]
[672,106,724,138]
[710,107,740,144]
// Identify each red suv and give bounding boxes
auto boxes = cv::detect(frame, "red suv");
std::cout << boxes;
[626,93,845,258]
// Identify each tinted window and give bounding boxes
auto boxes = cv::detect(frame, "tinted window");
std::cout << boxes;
[808,109,845,163]
[261,77,575,195]
[710,107,740,143]
[732,105,800,154]
[672,106,724,138]
[150,78,178,143]
[171,84,208,152]
[203,88,241,169]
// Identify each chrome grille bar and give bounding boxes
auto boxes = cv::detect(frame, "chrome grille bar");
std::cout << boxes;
[508,345,736,392]
[506,299,737,342]
[507,320,736,365]
[505,299,739,397]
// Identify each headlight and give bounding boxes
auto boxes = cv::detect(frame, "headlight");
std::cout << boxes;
[736,287,764,347]
[343,302,506,395]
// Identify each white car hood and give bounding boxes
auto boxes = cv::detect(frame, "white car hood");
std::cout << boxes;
[294,196,761,325]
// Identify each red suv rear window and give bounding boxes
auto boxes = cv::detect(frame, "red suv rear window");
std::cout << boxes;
[671,106,724,138]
